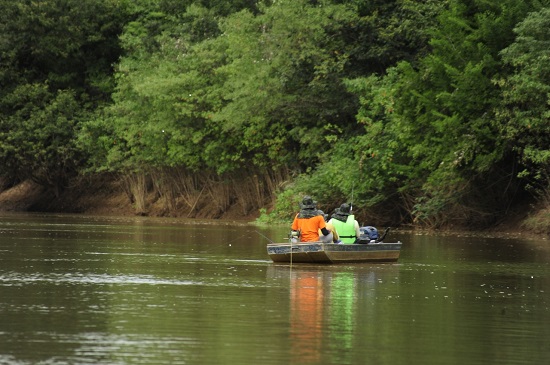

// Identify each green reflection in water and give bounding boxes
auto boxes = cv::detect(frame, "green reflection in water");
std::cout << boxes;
[328,272,357,363]
[328,272,355,357]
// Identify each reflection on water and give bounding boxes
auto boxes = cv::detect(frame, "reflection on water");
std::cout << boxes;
[290,271,323,364]
[0,212,549,365]
[269,264,403,365]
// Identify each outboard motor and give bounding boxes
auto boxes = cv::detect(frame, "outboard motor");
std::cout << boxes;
[357,226,379,244]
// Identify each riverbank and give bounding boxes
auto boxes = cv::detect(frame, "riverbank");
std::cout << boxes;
[0,178,548,240]
[0,178,259,221]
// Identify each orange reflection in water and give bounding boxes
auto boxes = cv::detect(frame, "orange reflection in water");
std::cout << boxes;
[289,271,324,364]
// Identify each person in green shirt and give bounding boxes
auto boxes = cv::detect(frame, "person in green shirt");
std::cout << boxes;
[328,203,361,244]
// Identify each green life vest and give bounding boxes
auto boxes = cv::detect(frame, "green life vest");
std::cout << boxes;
[332,215,356,244]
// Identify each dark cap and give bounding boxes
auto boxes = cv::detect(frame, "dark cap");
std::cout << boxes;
[300,195,317,209]
[339,203,351,214]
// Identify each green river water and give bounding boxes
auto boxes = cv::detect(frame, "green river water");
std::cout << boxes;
[0,212,548,365]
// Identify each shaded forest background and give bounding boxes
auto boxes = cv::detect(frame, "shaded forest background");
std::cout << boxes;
[0,0,549,234]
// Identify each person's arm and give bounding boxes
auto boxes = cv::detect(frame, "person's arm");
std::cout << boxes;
[354,220,361,237]
[318,216,329,236]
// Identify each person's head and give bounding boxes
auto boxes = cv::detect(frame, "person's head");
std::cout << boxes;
[300,195,317,210]
[317,210,329,222]
[339,203,351,214]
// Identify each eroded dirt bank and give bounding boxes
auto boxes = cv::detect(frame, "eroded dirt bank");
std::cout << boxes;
[0,179,548,240]
[0,178,258,221]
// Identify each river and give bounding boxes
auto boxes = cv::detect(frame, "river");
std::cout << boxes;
[0,212,548,365]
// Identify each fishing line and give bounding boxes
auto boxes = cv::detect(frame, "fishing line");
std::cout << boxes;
[196,232,249,253]
[288,238,293,268]
[254,230,275,244]
[254,230,293,278]
[225,233,250,245]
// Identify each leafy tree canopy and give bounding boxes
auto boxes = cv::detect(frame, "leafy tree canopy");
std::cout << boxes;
[1,0,549,228]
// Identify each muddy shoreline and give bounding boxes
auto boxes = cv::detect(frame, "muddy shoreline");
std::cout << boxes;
[1,179,548,241]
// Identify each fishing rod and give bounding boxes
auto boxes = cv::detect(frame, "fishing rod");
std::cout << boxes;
[350,184,354,213]
[254,230,275,244]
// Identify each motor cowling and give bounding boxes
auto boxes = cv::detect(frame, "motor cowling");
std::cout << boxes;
[356,226,379,244]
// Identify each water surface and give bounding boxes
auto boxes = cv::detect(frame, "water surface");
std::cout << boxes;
[0,213,548,364]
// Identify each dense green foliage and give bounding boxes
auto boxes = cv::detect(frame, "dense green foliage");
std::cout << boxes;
[0,0,133,192]
[497,8,550,198]
[1,0,549,227]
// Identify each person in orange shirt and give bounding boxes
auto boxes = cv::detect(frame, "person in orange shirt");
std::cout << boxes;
[291,196,331,242]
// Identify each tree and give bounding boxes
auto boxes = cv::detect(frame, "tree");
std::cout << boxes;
[0,0,132,192]
[79,3,229,173]
[339,0,546,227]
[212,0,362,170]
[0,84,84,195]
[497,8,550,197]
[84,0,365,174]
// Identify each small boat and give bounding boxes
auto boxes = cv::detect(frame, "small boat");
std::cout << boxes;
[266,241,402,264]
